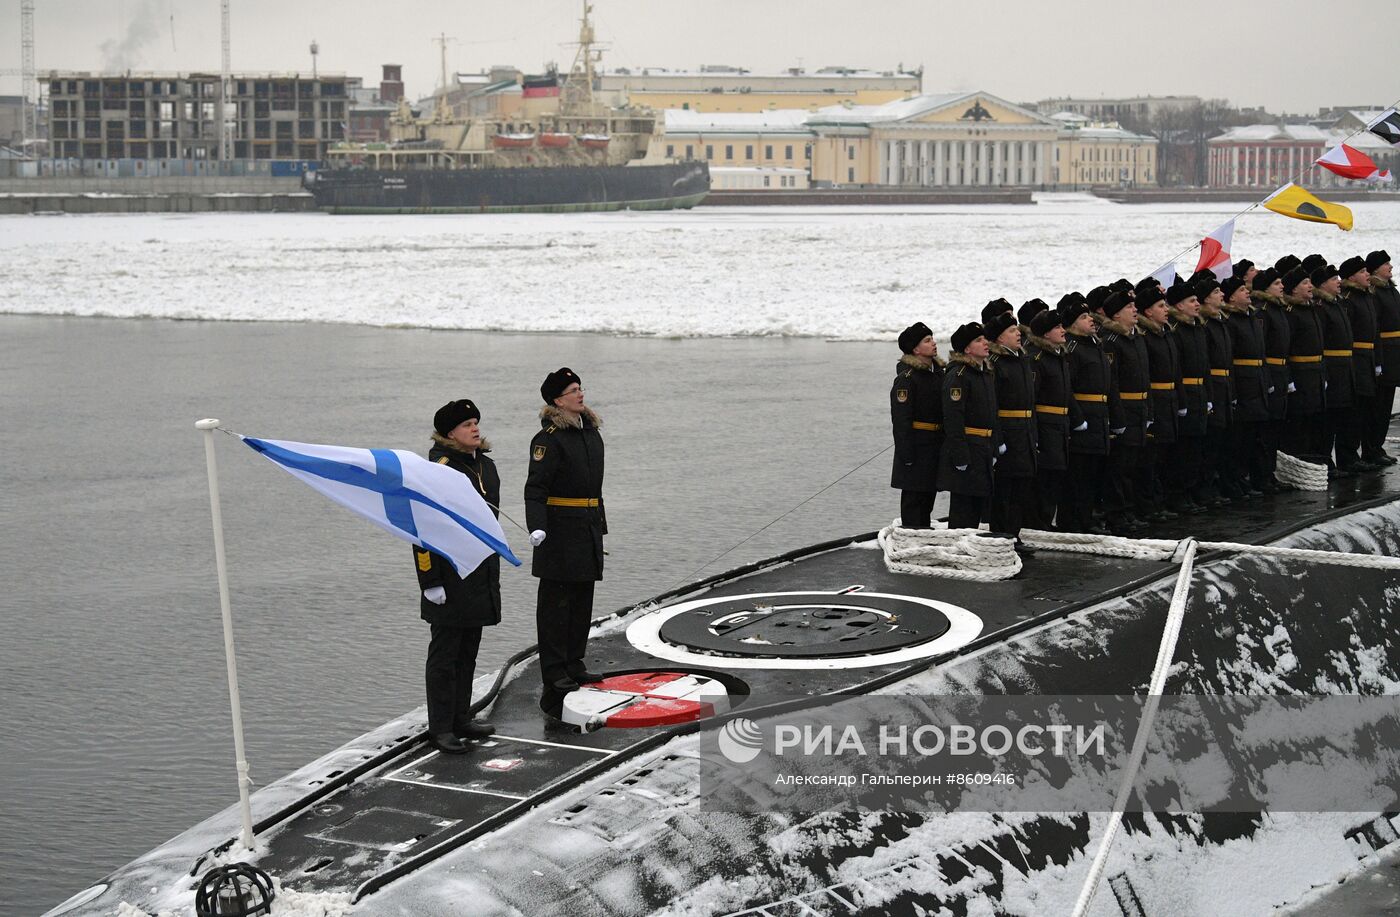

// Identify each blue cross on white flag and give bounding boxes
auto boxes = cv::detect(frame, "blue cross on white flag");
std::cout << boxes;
[241,436,521,576]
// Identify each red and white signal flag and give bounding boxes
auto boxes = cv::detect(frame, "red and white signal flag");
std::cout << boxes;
[1194,219,1236,281]
[1316,143,1393,183]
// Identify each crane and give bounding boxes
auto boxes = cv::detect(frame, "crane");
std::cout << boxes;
[20,0,36,147]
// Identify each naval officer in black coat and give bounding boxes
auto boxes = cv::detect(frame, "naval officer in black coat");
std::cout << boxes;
[890,322,945,528]
[939,322,1001,530]
[525,368,607,715]
[416,399,501,754]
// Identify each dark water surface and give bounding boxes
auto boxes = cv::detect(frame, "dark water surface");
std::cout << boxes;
[1,315,906,915]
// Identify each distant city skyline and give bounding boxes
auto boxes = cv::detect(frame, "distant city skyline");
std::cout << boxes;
[3,0,1396,115]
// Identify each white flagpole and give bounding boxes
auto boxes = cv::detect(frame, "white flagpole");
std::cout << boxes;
[196,418,256,851]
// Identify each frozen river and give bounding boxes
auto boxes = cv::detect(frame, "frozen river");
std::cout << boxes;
[4,194,1400,339]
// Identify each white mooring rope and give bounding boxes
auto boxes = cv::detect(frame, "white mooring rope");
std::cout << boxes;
[876,522,1400,581]
[1071,539,1199,917]
[877,525,1022,582]
[1275,451,1330,491]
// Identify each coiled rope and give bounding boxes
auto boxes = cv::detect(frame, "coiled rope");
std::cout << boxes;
[1275,451,1329,491]
[877,521,1400,578]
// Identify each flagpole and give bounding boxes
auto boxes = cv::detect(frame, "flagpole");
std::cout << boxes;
[196,418,256,851]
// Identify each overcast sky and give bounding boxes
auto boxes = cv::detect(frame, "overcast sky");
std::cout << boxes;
[4,0,1397,115]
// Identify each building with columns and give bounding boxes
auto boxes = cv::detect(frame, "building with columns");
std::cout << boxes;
[1207,124,1398,189]
[806,91,1060,187]
[598,66,920,114]
[654,91,1161,189]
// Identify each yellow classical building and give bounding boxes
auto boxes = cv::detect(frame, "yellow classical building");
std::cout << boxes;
[1048,112,1157,188]
[655,91,1160,189]
[807,91,1061,187]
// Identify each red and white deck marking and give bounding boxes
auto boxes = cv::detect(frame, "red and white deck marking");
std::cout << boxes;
[560,672,731,730]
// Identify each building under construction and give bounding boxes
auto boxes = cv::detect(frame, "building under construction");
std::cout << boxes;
[42,71,349,161]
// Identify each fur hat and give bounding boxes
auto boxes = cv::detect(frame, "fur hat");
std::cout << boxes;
[1193,274,1222,300]
[1339,256,1367,280]
[1231,259,1254,279]
[1252,268,1279,291]
[540,367,582,403]
[1221,277,1247,300]
[1086,285,1112,313]
[434,399,481,436]
[1166,283,1196,306]
[983,312,1017,343]
[1275,254,1302,275]
[1061,299,1092,326]
[1281,266,1310,293]
[980,298,1014,325]
[951,322,984,353]
[1309,263,1339,286]
[1017,298,1049,326]
[1104,290,1135,317]
[1030,309,1063,337]
[898,321,933,354]
[1056,291,1085,314]
[1301,253,1328,274]
[1137,285,1166,309]
[1366,250,1391,272]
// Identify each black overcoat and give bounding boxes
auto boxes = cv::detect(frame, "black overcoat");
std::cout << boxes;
[1255,293,1292,422]
[1225,304,1269,423]
[1026,336,1076,472]
[1373,278,1400,386]
[1342,281,1378,398]
[937,353,1000,497]
[524,406,607,582]
[1064,330,1113,455]
[1139,316,1180,445]
[1318,292,1356,410]
[414,439,503,627]
[988,344,1038,478]
[1168,311,1210,437]
[1285,296,1327,415]
[890,355,945,491]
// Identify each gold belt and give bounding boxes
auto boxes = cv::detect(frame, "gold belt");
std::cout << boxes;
[964,426,993,438]
[546,497,599,508]
[1324,349,1352,357]
[1210,368,1230,377]
[1150,382,1175,390]
[1265,357,1286,365]
[1119,391,1148,400]
[1289,355,1322,363]
[1182,377,1204,385]
[1233,359,1263,367]
[1382,331,1400,339]
[997,410,1032,418]
[912,421,942,431]
[1074,393,1107,403]
[1353,341,1375,350]
[1035,404,1068,415]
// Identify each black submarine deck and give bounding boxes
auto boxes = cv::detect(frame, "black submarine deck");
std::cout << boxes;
[156,453,1400,905]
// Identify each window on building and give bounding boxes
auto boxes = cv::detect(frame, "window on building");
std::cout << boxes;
[785,144,793,160]
[666,145,674,157]
[725,144,733,160]
[847,145,855,160]
[686,144,693,158]
[805,143,812,160]
[848,167,854,182]
[705,144,713,159]
[763,176,770,187]
[745,144,753,159]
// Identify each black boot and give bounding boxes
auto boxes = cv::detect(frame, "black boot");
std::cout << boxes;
[430,732,469,755]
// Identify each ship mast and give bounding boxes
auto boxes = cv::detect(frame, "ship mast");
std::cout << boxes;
[434,33,453,123]
[561,1,599,116]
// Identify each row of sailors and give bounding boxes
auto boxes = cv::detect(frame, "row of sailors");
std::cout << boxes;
[890,248,1399,548]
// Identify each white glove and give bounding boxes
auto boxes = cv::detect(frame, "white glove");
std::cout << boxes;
[1378,366,1384,376]
[1176,408,1188,417]
[1268,386,1275,394]
[1074,421,1088,432]
[1206,402,1213,412]
[955,464,968,472]
[529,530,547,546]
[1111,427,1126,435]
[997,443,1007,455]
[1145,420,1154,429]
[423,586,446,605]
[1324,380,1328,390]
[1287,382,1297,393]
[992,457,998,467]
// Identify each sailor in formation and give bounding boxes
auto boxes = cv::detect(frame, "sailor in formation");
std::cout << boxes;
[889,248,1397,542]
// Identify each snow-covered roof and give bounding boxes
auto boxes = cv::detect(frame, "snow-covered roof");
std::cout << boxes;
[806,90,1059,128]
[1068,125,1158,142]
[663,109,815,134]
[1212,124,1330,142]
[1050,111,1091,124]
